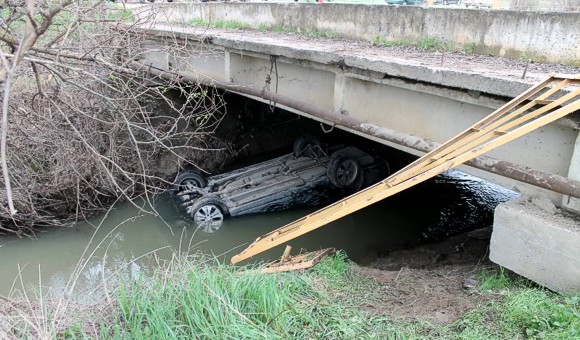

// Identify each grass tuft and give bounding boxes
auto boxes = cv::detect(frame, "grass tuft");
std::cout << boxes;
[187,18,251,30]
[417,36,455,51]
[187,18,208,27]
[463,42,477,54]
[303,29,338,39]
[372,36,410,47]
[478,267,531,292]
[311,250,349,281]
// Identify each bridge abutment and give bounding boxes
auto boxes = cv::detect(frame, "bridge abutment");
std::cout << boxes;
[490,198,580,293]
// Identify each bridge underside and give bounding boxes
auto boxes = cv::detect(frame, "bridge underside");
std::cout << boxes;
[136,27,580,292]
[139,28,580,210]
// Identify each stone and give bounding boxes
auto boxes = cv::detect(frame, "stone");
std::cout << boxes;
[531,194,558,214]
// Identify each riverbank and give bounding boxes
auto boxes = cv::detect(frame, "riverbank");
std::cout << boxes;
[1,231,578,339]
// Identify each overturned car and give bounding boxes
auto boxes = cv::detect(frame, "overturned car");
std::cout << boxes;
[173,137,389,230]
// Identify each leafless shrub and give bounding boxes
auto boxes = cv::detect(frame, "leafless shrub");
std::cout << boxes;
[0,1,231,235]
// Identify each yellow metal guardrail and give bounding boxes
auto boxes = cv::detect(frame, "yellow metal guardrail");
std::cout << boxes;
[231,74,580,264]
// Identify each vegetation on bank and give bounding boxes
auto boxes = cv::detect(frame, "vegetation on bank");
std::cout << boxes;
[2,252,578,339]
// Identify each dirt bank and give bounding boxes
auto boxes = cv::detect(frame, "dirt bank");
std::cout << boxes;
[354,228,497,324]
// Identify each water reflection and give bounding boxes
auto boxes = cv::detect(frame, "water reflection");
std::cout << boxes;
[0,170,517,301]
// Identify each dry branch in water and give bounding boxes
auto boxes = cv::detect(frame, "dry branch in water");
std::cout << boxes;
[0,1,230,235]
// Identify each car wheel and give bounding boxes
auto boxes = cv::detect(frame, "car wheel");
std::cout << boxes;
[174,171,207,202]
[188,196,228,224]
[327,154,362,189]
[293,136,325,159]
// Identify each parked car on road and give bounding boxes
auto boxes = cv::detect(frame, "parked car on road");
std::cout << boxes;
[173,137,389,230]
[434,0,463,5]
[385,0,425,5]
[464,0,492,8]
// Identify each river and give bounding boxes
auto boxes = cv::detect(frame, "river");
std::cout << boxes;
[0,169,517,303]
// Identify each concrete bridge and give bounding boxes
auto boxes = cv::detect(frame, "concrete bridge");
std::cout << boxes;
[128,3,580,292]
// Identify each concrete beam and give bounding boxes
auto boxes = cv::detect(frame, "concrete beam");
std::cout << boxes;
[490,198,580,293]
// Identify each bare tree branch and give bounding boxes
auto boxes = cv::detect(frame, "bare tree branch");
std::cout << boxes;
[0,1,234,233]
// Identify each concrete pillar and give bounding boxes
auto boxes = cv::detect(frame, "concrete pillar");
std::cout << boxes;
[225,50,232,83]
[563,131,580,213]
[333,74,346,112]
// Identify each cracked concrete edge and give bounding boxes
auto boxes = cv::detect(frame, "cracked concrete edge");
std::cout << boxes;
[140,27,534,99]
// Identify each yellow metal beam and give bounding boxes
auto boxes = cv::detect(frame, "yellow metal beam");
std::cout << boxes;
[231,75,580,265]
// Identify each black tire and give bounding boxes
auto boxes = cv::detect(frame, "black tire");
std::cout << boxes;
[174,171,207,203]
[293,136,325,159]
[327,154,362,189]
[174,171,207,192]
[186,196,229,222]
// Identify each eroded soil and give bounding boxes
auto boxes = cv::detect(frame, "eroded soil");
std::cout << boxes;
[354,228,496,324]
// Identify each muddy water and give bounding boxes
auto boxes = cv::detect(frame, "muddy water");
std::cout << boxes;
[0,170,517,300]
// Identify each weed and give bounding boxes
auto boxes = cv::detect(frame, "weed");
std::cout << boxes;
[417,36,451,51]
[463,42,477,54]
[189,19,252,30]
[478,267,531,292]
[187,18,208,26]
[303,29,337,39]
[271,23,287,33]
[104,6,134,23]
[312,250,349,281]
[373,36,410,47]
[221,20,252,30]
[503,290,580,339]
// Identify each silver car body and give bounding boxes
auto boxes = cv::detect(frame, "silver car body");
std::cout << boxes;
[174,143,388,229]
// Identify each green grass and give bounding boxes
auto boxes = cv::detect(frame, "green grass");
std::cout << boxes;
[187,18,251,30]
[416,36,455,51]
[478,267,531,292]
[454,290,580,339]
[450,269,580,340]
[463,42,477,54]
[270,24,287,33]
[212,20,252,30]
[303,28,338,39]
[373,35,455,51]
[105,3,135,23]
[373,36,411,47]
[4,253,580,339]
[58,253,396,339]
[187,18,208,26]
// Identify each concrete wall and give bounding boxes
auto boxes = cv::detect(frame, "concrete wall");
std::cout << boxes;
[141,3,580,65]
